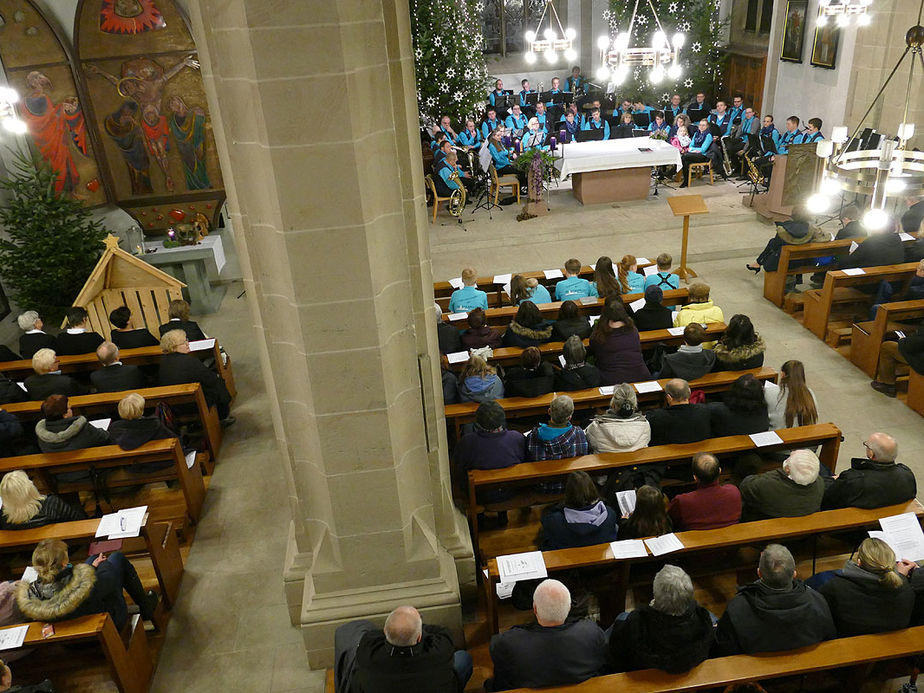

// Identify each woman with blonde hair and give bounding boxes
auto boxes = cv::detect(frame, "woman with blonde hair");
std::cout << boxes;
[0,471,85,530]
[457,354,504,403]
[617,255,645,294]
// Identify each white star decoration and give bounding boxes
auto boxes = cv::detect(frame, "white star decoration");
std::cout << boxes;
[692,41,701,51]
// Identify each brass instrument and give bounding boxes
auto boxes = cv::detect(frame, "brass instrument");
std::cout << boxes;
[447,170,467,217]
[745,151,766,188]
[719,135,734,178]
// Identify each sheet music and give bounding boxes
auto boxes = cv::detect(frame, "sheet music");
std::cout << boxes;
[579,296,598,305]
[634,381,663,394]
[629,298,645,312]
[21,566,37,583]
[899,233,915,242]
[609,539,648,559]
[448,277,464,289]
[873,512,924,561]
[590,264,596,271]
[493,273,512,285]
[185,450,197,470]
[598,385,615,396]
[95,505,147,539]
[667,326,685,336]
[447,351,470,364]
[89,418,111,431]
[543,269,564,279]
[496,582,515,599]
[848,241,859,254]
[750,431,784,447]
[496,551,548,583]
[841,268,865,276]
[559,355,567,367]
[0,625,28,650]
[447,312,468,321]
[645,533,684,556]
[636,257,651,265]
[643,265,659,277]
[188,338,216,352]
[16,382,26,392]
[589,315,601,327]
[614,490,637,516]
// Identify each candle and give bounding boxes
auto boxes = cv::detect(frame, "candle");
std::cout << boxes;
[550,137,557,151]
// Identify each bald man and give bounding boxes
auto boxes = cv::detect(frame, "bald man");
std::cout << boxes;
[89,342,147,393]
[334,605,471,693]
[822,432,917,510]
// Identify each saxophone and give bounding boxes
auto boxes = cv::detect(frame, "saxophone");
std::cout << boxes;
[745,151,766,188]
[719,135,734,177]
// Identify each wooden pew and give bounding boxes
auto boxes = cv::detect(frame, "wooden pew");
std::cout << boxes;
[0,438,205,525]
[803,262,919,343]
[446,324,728,370]
[468,422,841,567]
[763,232,920,308]
[445,367,777,440]
[483,498,921,634]
[849,299,924,377]
[498,625,924,692]
[1,613,153,693]
[3,383,222,464]
[0,516,183,607]
[442,289,690,328]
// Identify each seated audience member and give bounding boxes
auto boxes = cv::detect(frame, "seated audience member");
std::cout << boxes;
[618,485,672,539]
[504,347,555,398]
[334,605,471,693]
[0,470,86,529]
[673,282,724,332]
[457,355,504,403]
[0,410,23,456]
[90,342,147,393]
[658,323,715,380]
[643,253,680,290]
[667,452,741,530]
[107,393,178,452]
[501,301,553,348]
[159,330,234,423]
[551,301,592,341]
[609,564,715,674]
[715,543,835,655]
[525,395,588,461]
[554,336,602,391]
[617,255,645,294]
[822,432,916,510]
[448,268,489,313]
[510,275,552,305]
[585,383,650,453]
[632,286,673,331]
[55,307,105,356]
[555,258,597,301]
[896,558,924,624]
[747,207,823,273]
[440,354,458,405]
[740,449,824,521]
[712,314,765,371]
[591,256,622,300]
[588,301,650,385]
[0,344,18,362]
[646,379,712,445]
[0,374,24,407]
[901,196,923,233]
[708,373,770,436]
[454,401,526,474]
[488,579,607,691]
[435,303,463,355]
[814,537,914,637]
[108,306,159,349]
[17,311,57,360]
[870,329,924,398]
[35,394,109,454]
[541,471,619,550]
[158,299,206,341]
[24,349,88,401]
[763,360,818,430]
[460,308,501,350]
[840,222,905,271]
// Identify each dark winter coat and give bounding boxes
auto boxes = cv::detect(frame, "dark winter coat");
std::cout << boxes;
[609,603,715,673]
[35,416,110,454]
[0,495,86,530]
[350,624,459,693]
[540,501,619,550]
[817,561,915,636]
[504,363,555,398]
[501,321,554,348]
[17,560,129,630]
[822,458,917,510]
[712,337,766,372]
[554,364,602,391]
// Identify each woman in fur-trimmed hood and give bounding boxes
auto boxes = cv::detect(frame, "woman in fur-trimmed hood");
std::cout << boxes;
[16,539,157,631]
[713,314,766,372]
[501,301,554,348]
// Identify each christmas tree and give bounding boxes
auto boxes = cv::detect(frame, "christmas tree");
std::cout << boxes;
[602,0,727,105]
[410,0,491,128]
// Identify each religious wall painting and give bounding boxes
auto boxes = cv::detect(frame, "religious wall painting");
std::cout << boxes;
[100,0,166,35]
[810,21,839,69]
[76,0,194,60]
[780,0,807,63]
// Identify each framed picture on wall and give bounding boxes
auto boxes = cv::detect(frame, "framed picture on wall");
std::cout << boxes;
[811,22,840,69]
[780,0,808,63]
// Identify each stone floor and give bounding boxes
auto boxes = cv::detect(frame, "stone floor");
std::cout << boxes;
[146,176,922,691]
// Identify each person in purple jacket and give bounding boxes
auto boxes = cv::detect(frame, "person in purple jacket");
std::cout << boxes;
[588,299,651,385]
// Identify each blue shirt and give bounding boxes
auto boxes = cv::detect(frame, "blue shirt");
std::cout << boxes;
[649,120,669,135]
[566,76,584,93]
[739,116,758,143]
[521,284,552,305]
[457,129,481,147]
[437,161,461,191]
[644,271,680,290]
[633,106,654,115]
[488,90,506,107]
[689,130,713,153]
[505,113,528,132]
[759,126,781,153]
[555,276,597,301]
[522,130,547,151]
[624,271,645,294]
[709,112,733,137]
[535,113,549,132]
[582,118,610,139]
[519,90,534,108]
[777,129,800,154]
[481,118,501,139]
[728,105,745,124]
[448,285,488,313]
[489,141,512,168]
[800,130,823,143]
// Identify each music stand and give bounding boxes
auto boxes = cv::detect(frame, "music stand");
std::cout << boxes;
[553,92,572,106]
[538,91,554,104]
[667,195,709,283]
[632,129,649,137]
[632,113,651,128]
[524,92,540,107]
[575,128,604,143]
[687,108,708,124]
[760,134,778,155]
[495,93,514,110]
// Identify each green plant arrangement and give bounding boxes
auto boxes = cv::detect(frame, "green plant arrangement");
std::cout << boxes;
[515,149,557,221]
[0,152,108,323]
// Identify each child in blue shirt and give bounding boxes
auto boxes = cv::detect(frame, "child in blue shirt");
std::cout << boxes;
[448,267,489,313]
[618,255,645,294]
[555,258,598,301]
[643,252,680,290]
[510,275,552,305]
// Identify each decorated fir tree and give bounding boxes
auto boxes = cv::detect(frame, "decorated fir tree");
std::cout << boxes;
[0,153,107,322]
[410,0,491,127]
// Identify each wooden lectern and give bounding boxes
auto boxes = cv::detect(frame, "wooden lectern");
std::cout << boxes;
[667,195,709,283]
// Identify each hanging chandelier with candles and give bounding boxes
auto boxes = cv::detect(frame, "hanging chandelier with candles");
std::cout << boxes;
[595,0,684,86]
[817,0,873,28]
[524,0,577,65]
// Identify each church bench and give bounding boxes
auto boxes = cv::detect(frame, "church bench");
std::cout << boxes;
[468,422,841,567]
[444,366,777,440]
[483,498,920,634]
[0,438,205,526]
[3,383,222,466]
[849,299,924,377]
[762,232,920,308]
[803,262,920,343]
[446,324,728,370]
[908,369,924,417]
[441,289,690,328]
[497,624,924,691]
[0,516,183,608]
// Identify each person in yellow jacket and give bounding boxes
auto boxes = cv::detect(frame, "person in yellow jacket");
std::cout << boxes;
[673,283,725,349]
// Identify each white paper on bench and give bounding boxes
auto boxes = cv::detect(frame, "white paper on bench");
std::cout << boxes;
[447,351,470,364]
[636,257,651,265]
[0,625,28,651]
[896,331,906,339]
[849,241,859,254]
[645,533,684,556]
[496,582,516,599]
[188,338,216,352]
[749,431,784,447]
[667,326,685,336]
[872,512,924,561]
[590,264,596,271]
[21,566,37,583]
[96,505,148,539]
[643,265,659,277]
[185,450,197,470]
[89,418,111,431]
[614,490,637,516]
[629,297,646,312]
[598,385,615,396]
[579,296,598,305]
[493,273,512,285]
[609,539,648,559]
[447,312,468,321]
[589,315,601,327]
[841,268,865,276]
[497,551,548,583]
[634,381,663,394]
[543,269,564,279]
[448,277,464,289]
[559,355,567,367]
[900,233,915,242]
[16,382,25,392]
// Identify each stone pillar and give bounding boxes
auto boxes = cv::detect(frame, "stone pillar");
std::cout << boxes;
[185,0,474,667]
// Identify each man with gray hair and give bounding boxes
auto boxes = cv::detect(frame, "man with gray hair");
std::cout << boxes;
[488,579,607,690]
[333,604,472,693]
[608,565,714,673]
[525,394,589,462]
[822,432,916,510]
[16,310,56,359]
[645,378,712,446]
[739,448,825,521]
[715,544,835,655]
[584,383,650,453]
[23,349,87,401]
[90,342,147,394]
[435,301,462,355]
